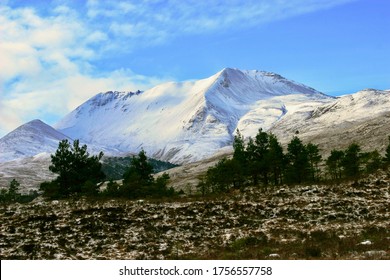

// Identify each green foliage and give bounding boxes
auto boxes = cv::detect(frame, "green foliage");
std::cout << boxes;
[39,181,61,199]
[342,143,361,179]
[0,179,20,202]
[252,128,271,185]
[120,150,175,199]
[201,129,286,194]
[124,149,154,184]
[102,155,177,180]
[285,136,310,184]
[384,136,390,167]
[122,149,154,197]
[267,134,285,185]
[306,143,322,182]
[155,173,175,197]
[326,150,344,180]
[41,139,105,198]
[202,127,390,194]
[205,158,242,193]
[244,129,285,186]
[8,179,20,200]
[361,150,382,174]
[196,176,211,197]
[102,180,121,197]
[0,179,38,204]
[233,129,246,165]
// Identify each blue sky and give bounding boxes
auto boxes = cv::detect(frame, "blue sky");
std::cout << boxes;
[0,0,389,137]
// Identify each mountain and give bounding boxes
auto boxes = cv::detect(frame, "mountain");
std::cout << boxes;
[55,68,333,164]
[1,69,389,189]
[270,88,390,154]
[0,119,71,163]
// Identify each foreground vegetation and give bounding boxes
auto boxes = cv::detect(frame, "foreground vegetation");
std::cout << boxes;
[1,132,389,260]
[1,171,388,259]
[198,130,390,195]
[36,139,176,200]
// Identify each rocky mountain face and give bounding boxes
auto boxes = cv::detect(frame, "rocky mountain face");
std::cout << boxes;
[1,171,389,259]
[54,68,332,164]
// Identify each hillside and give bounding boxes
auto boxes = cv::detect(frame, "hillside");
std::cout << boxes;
[1,172,388,259]
[270,89,390,155]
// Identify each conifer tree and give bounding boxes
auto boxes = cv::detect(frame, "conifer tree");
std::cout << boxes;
[342,143,361,179]
[205,158,232,193]
[306,143,322,181]
[122,149,155,198]
[8,179,20,201]
[285,136,309,184]
[326,149,344,180]
[384,136,390,167]
[233,129,246,165]
[246,137,259,185]
[361,150,382,174]
[42,139,105,197]
[267,134,285,185]
[253,129,270,185]
[123,149,154,185]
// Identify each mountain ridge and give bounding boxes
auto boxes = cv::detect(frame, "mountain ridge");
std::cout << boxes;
[1,68,388,168]
[1,69,389,190]
[54,68,332,164]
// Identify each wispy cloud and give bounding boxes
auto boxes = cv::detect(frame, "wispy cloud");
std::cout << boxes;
[0,0,356,136]
[85,0,356,46]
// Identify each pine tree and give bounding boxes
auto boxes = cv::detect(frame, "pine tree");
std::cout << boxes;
[232,129,247,187]
[246,137,259,185]
[342,143,361,179]
[285,136,309,184]
[267,134,285,185]
[123,149,154,185]
[8,179,20,201]
[42,139,105,197]
[155,173,173,196]
[326,149,344,180]
[384,136,390,167]
[253,129,270,186]
[361,150,382,174]
[306,143,322,181]
[233,129,246,165]
[122,149,155,198]
[9,179,19,196]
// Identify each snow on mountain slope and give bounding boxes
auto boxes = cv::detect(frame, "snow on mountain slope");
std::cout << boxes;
[270,88,390,154]
[0,119,72,163]
[55,68,333,163]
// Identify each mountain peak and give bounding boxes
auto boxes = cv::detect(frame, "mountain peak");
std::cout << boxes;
[25,119,45,126]
[0,119,71,162]
[55,68,332,164]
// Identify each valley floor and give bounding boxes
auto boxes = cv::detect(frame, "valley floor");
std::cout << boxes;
[0,173,389,260]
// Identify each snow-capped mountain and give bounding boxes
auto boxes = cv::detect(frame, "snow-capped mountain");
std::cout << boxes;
[55,68,333,163]
[0,119,71,163]
[270,88,390,154]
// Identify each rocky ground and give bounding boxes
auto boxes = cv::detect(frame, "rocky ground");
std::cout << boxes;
[0,172,389,260]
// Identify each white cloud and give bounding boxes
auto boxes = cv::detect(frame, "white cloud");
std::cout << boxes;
[0,3,167,137]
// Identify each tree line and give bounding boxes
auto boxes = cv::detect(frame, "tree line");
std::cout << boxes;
[197,129,390,195]
[0,179,39,203]
[39,139,175,199]
[3,132,390,203]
